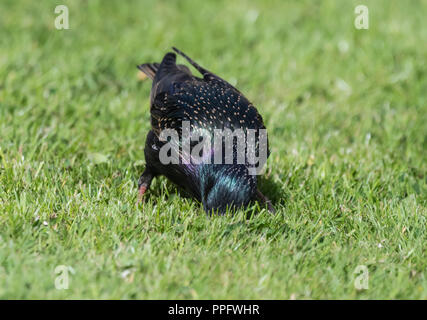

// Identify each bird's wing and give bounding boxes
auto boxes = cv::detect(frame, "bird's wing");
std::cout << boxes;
[149,49,270,165]
[150,79,265,134]
[150,79,270,167]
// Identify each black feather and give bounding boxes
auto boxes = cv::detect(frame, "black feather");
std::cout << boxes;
[137,48,271,214]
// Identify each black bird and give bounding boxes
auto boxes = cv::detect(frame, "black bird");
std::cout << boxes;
[137,47,274,214]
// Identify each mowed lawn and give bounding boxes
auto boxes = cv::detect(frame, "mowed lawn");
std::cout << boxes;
[0,0,426,299]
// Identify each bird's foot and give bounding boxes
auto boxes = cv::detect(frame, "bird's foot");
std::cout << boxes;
[137,184,148,205]
[137,168,154,206]
[256,189,276,213]
[265,199,276,213]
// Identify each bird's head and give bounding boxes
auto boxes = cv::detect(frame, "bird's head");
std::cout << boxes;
[199,164,257,214]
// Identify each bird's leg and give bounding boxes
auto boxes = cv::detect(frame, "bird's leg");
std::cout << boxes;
[256,189,276,213]
[137,168,154,204]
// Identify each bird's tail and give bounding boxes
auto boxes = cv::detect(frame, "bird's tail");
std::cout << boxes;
[172,47,211,78]
[137,62,160,80]
[172,47,231,87]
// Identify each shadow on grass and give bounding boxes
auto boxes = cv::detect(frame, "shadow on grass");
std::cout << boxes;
[257,175,286,207]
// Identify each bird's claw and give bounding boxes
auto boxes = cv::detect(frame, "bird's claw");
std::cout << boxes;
[266,200,276,213]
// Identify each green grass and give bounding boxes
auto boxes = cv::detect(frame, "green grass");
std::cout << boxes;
[0,0,426,299]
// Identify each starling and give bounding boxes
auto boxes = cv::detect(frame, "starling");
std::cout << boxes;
[137,47,274,214]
